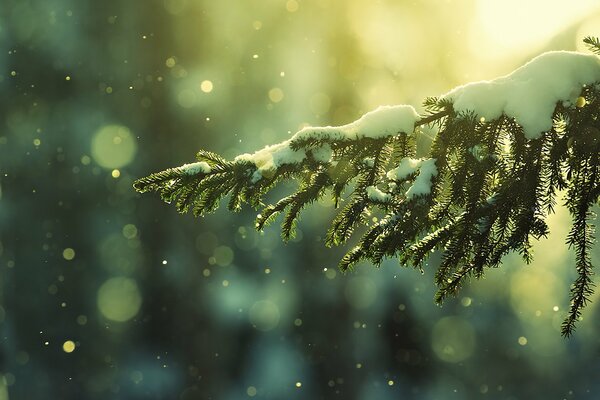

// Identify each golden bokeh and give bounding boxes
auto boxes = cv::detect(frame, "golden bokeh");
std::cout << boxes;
[97,277,142,322]
[91,125,137,169]
[62,248,75,261]
[200,80,214,93]
[62,340,76,353]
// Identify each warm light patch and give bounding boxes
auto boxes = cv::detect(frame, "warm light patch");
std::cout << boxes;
[518,336,528,346]
[63,248,75,260]
[200,80,213,93]
[309,92,331,115]
[91,125,137,169]
[286,0,299,12]
[165,57,176,68]
[575,14,600,52]
[62,340,76,353]
[474,0,600,55]
[268,87,284,103]
[97,277,142,322]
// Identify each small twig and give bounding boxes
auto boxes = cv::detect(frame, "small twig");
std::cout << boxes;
[412,109,451,142]
[415,110,451,127]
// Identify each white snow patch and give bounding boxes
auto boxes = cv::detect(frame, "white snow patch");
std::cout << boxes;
[442,51,600,139]
[291,105,419,143]
[387,157,438,199]
[405,158,438,199]
[366,186,391,203]
[234,140,306,182]
[386,158,423,181]
[233,105,419,182]
[311,144,333,163]
[180,161,211,175]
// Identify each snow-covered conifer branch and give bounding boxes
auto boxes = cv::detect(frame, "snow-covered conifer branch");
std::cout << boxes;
[134,37,600,336]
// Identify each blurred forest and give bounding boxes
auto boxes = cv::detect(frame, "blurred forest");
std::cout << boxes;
[1,0,600,399]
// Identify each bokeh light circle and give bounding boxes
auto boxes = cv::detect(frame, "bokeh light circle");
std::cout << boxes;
[249,300,280,331]
[91,125,137,169]
[62,340,76,353]
[97,277,142,322]
[431,316,476,363]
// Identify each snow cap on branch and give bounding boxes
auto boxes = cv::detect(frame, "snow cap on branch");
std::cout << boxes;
[406,158,438,199]
[234,105,419,182]
[443,51,600,139]
[387,157,438,199]
[291,104,419,142]
[366,186,392,203]
[234,139,305,182]
[180,161,211,175]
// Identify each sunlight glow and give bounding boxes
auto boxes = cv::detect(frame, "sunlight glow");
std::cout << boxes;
[475,0,600,55]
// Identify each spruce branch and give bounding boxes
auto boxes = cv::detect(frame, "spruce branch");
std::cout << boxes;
[135,40,600,336]
[584,36,600,55]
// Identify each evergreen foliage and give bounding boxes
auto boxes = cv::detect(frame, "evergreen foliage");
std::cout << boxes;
[135,38,600,336]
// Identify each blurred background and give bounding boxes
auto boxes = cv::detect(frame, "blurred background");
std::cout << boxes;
[1,0,600,399]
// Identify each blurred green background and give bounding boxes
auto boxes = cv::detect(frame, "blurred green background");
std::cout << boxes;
[1,0,600,399]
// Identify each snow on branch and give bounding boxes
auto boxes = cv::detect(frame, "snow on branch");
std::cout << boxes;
[386,157,438,199]
[443,51,600,139]
[134,39,600,337]
[234,105,419,182]
[292,104,419,142]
